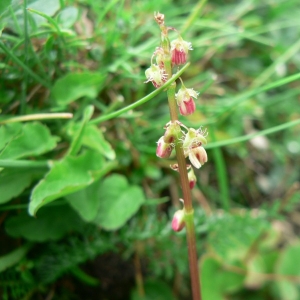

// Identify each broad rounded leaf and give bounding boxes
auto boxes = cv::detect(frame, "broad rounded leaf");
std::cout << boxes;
[27,0,60,27]
[201,256,245,300]
[0,123,22,150]
[57,6,78,28]
[6,205,84,242]
[93,174,145,230]
[52,72,105,105]
[0,168,42,204]
[65,179,103,222]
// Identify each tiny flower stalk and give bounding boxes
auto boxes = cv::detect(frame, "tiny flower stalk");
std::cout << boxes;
[145,12,208,300]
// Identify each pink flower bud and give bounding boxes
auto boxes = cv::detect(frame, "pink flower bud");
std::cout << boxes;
[179,97,196,116]
[170,37,193,65]
[188,146,208,169]
[188,168,197,189]
[156,136,173,158]
[172,210,185,232]
[176,87,199,116]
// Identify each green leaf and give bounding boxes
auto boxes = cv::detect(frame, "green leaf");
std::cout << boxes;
[27,0,60,16]
[81,124,116,160]
[0,168,42,204]
[66,122,116,160]
[245,252,278,289]
[201,256,245,300]
[131,279,176,300]
[0,122,59,160]
[208,212,268,262]
[29,149,104,216]
[5,205,84,242]
[52,72,105,105]
[0,123,22,150]
[0,244,31,273]
[0,0,11,17]
[27,0,60,27]
[92,174,145,230]
[68,105,94,156]
[57,6,78,28]
[65,179,103,222]
[276,243,300,300]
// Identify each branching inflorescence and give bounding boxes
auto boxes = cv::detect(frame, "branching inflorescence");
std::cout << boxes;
[145,12,207,299]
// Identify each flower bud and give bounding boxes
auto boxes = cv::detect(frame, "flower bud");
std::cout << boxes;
[170,37,193,65]
[175,86,199,116]
[156,136,173,158]
[188,168,197,189]
[154,12,165,26]
[179,97,195,116]
[172,209,185,232]
[188,146,208,169]
[163,122,181,143]
[182,128,207,150]
[145,64,167,88]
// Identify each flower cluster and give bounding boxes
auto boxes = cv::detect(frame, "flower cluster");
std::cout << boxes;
[156,122,208,185]
[145,35,193,95]
[182,127,208,169]
[145,12,208,233]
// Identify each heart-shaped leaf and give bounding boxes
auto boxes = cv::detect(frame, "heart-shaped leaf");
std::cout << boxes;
[92,174,145,230]
[65,179,102,222]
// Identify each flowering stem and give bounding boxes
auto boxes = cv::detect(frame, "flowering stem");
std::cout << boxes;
[164,49,202,300]
[149,13,204,299]
[173,114,202,300]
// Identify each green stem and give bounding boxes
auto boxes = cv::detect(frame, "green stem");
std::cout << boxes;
[210,126,230,210]
[90,63,190,124]
[0,113,73,124]
[206,118,300,149]
[0,160,49,168]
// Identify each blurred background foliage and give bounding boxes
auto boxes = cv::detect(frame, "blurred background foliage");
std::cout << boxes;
[0,0,300,299]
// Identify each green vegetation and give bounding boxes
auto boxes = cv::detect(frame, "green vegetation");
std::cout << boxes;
[1,0,300,299]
